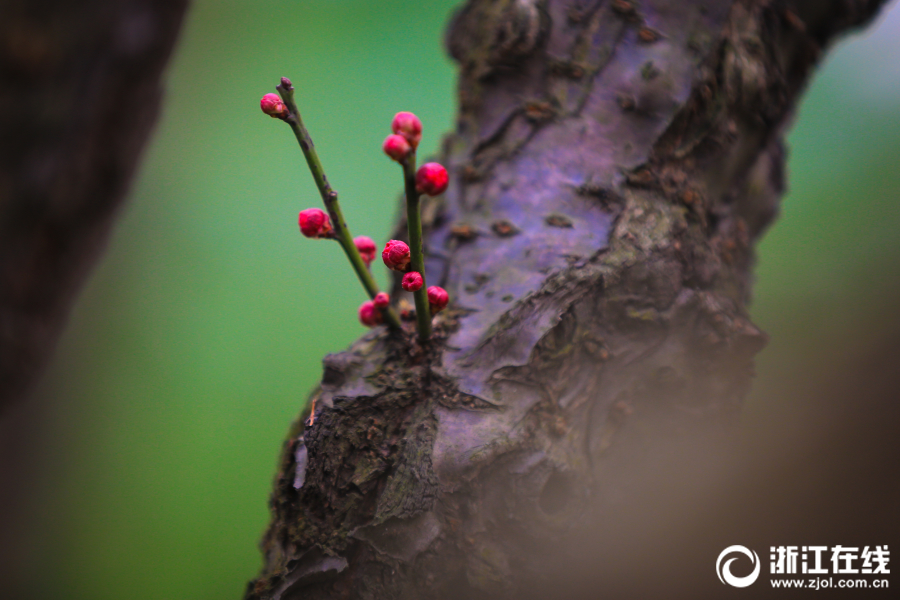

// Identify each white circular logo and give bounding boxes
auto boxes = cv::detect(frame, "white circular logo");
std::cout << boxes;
[716,545,761,588]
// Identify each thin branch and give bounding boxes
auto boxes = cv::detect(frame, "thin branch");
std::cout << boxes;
[276,77,402,330]
[401,156,433,341]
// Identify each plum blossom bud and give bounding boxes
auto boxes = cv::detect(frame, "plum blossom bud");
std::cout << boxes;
[382,134,411,162]
[415,162,449,196]
[260,93,288,118]
[298,208,332,239]
[358,300,383,327]
[354,236,377,266]
[401,271,424,292]
[427,286,449,314]
[382,240,411,271]
[373,292,390,309]
[391,111,422,148]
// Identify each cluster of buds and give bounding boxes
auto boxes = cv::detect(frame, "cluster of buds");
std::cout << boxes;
[381,111,423,161]
[378,112,451,339]
[380,238,447,320]
[382,114,448,197]
[262,84,449,340]
[382,121,448,198]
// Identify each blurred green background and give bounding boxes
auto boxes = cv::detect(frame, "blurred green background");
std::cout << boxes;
[21,1,900,598]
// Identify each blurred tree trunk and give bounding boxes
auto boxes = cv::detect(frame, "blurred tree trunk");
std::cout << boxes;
[0,0,189,410]
[0,0,188,595]
[246,1,887,599]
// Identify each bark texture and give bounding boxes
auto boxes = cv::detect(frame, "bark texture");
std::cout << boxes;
[247,2,886,599]
[0,0,189,410]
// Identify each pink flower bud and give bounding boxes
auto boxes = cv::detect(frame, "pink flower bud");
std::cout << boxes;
[298,208,332,239]
[260,93,288,118]
[373,292,390,309]
[401,271,424,292]
[391,111,422,148]
[354,236,377,266]
[382,240,411,272]
[415,162,449,196]
[358,300,383,327]
[382,134,411,162]
[427,286,449,314]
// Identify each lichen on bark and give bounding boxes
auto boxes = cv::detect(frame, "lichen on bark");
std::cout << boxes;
[246,1,887,598]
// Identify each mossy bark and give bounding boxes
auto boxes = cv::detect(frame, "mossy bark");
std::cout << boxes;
[246,2,886,599]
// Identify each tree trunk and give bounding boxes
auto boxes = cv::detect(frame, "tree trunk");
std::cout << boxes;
[0,1,188,593]
[0,0,189,410]
[243,1,885,598]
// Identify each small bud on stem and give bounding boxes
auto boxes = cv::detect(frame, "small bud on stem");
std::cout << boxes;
[415,163,449,196]
[260,93,288,118]
[358,300,383,327]
[427,286,449,315]
[383,134,412,162]
[401,271,424,292]
[298,208,332,238]
[354,236,377,267]
[382,240,411,272]
[373,292,390,309]
[391,111,422,149]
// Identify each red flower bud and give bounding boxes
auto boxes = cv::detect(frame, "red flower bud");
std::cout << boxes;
[401,271,424,292]
[382,240,411,272]
[391,111,422,149]
[298,208,332,239]
[382,134,411,162]
[415,162,449,196]
[354,236,377,266]
[427,286,449,314]
[373,292,390,309]
[260,93,288,118]
[358,300,383,327]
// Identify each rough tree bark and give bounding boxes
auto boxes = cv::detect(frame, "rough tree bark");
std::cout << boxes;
[244,1,887,599]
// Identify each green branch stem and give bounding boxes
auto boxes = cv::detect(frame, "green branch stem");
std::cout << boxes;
[402,156,432,341]
[276,78,401,331]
